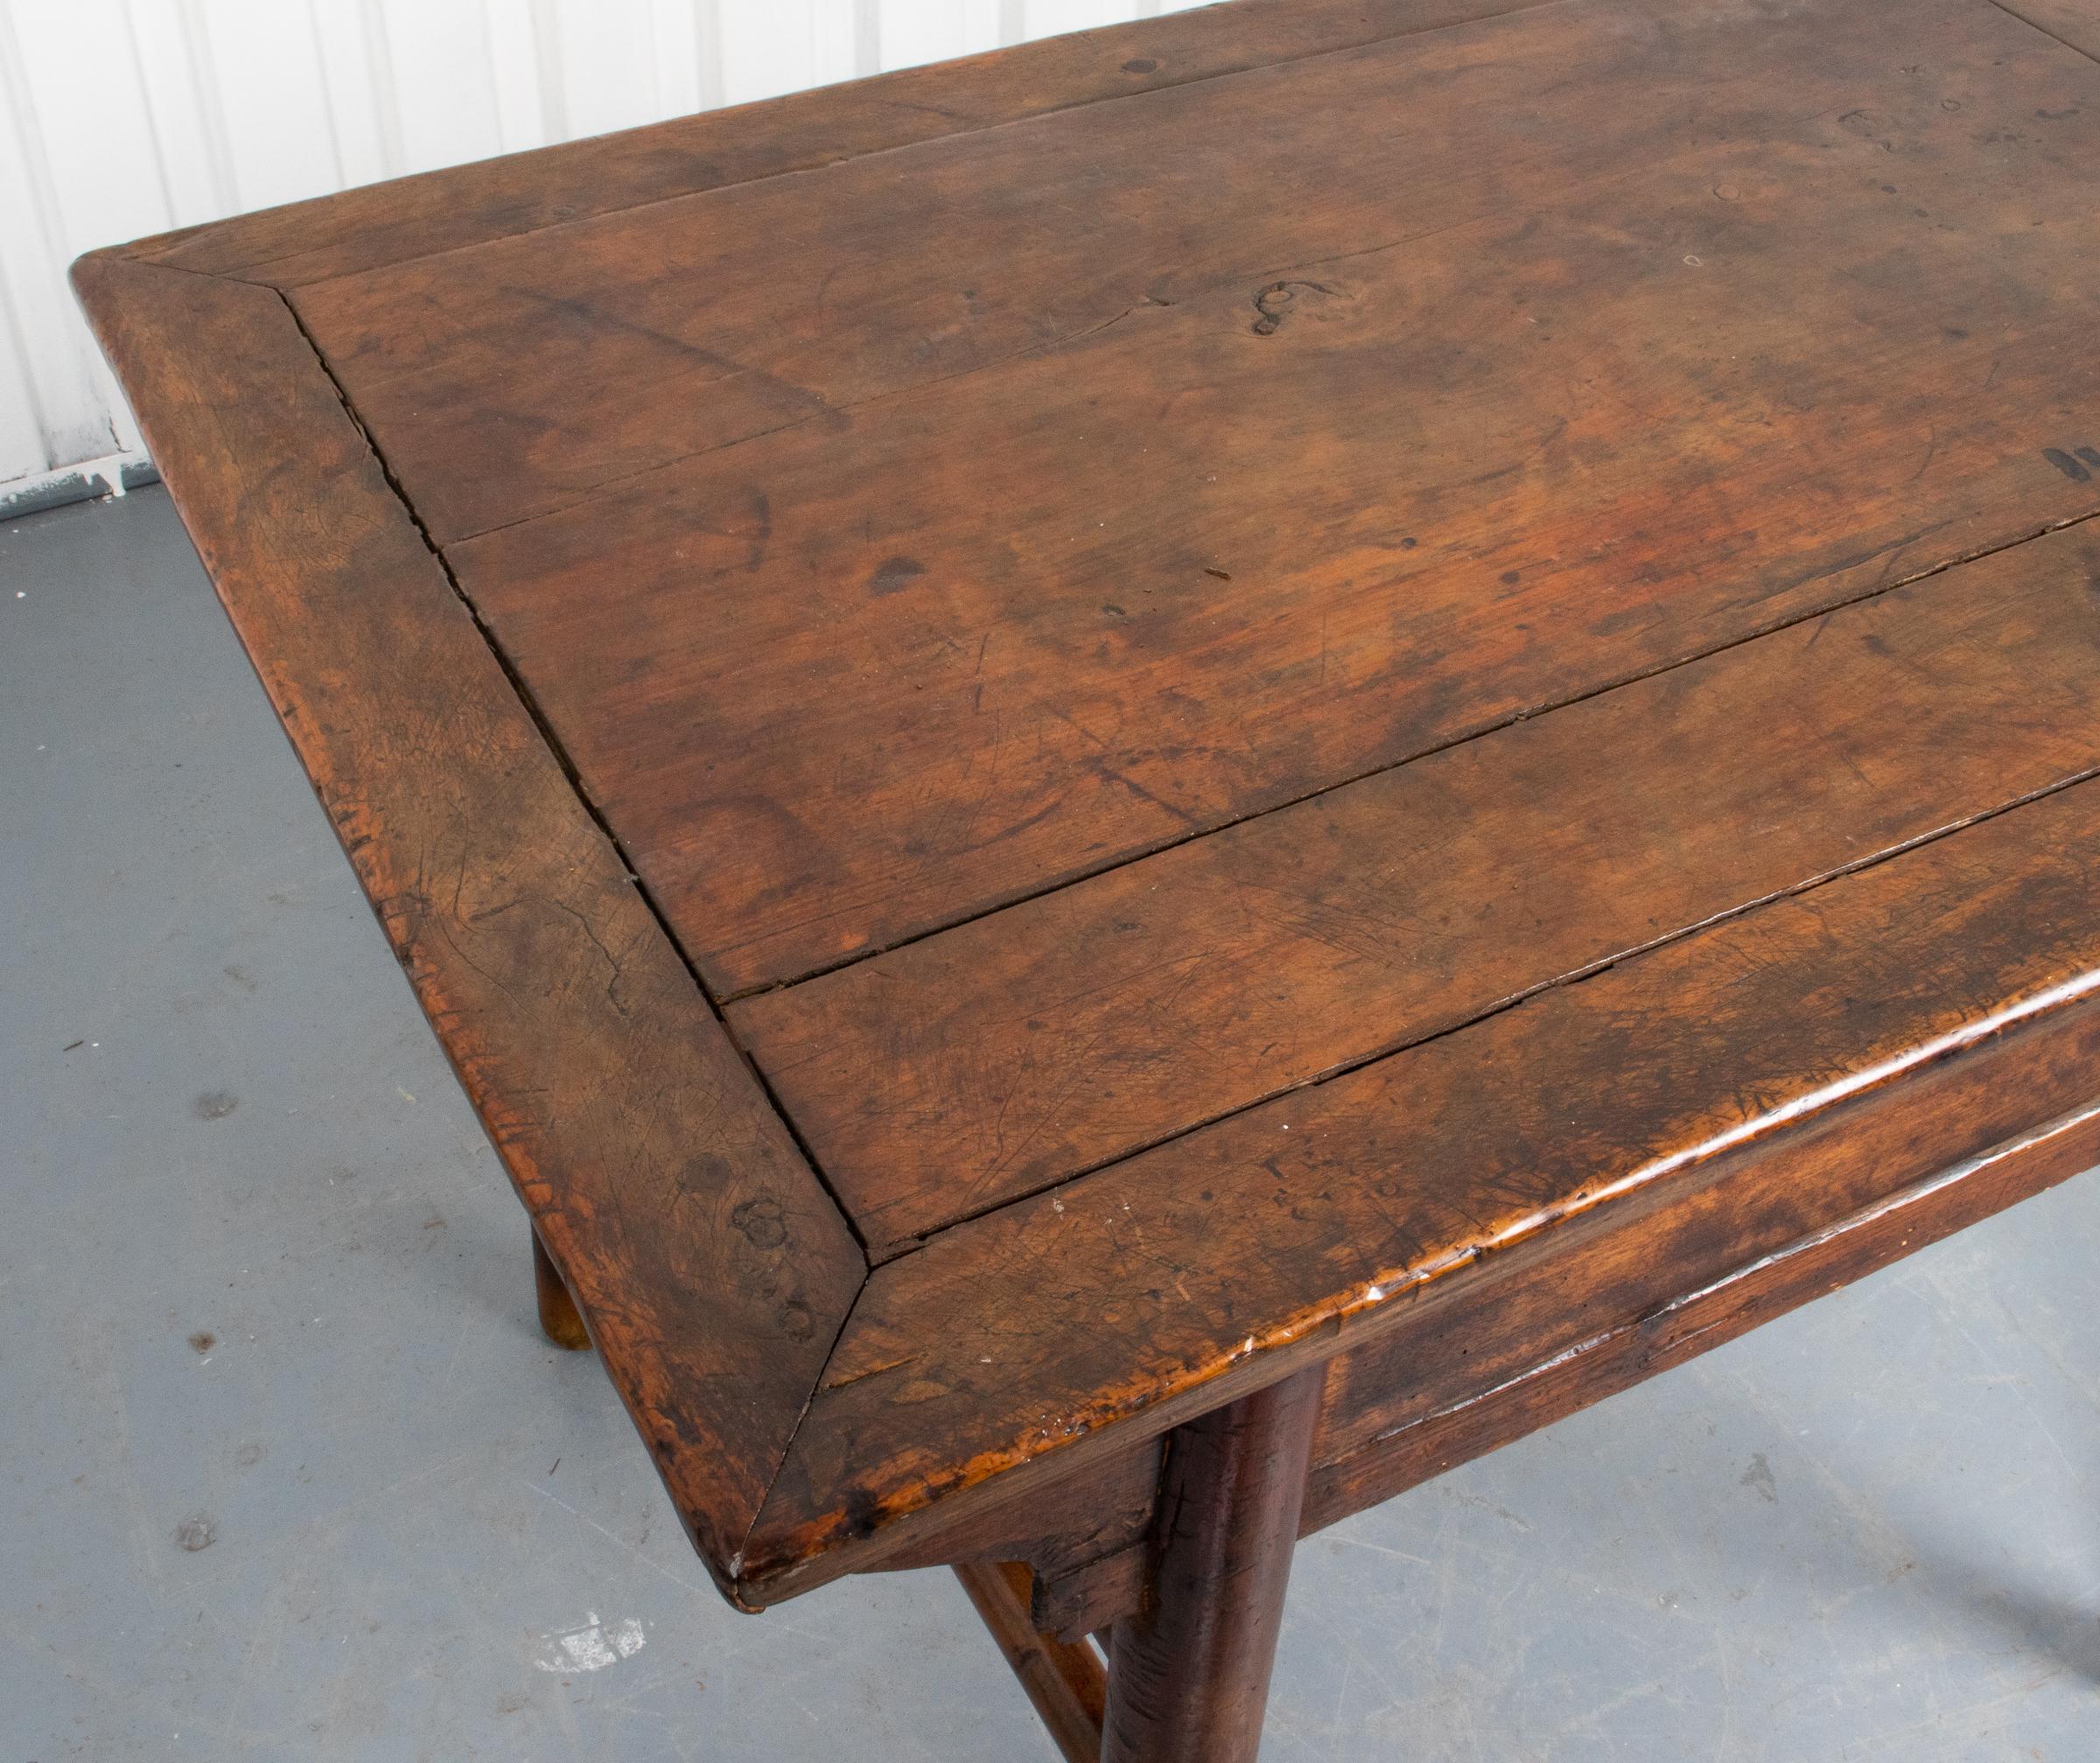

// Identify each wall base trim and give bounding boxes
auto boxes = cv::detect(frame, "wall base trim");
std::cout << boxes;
[2,453,159,523]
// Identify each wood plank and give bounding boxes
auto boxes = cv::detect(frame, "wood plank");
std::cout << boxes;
[732,780,2100,1602]
[990,978,2100,1597]
[1033,1547,1152,1647]
[946,1019,2100,1613]
[732,522,2100,1254]
[1995,0,2100,60]
[877,1435,1161,1577]
[953,1562,1107,1763]
[131,0,1551,289]
[1300,1095,2100,1535]
[66,254,864,1601]
[876,1434,1159,1639]
[1302,973,2100,1495]
[433,0,2100,995]
[292,0,1992,543]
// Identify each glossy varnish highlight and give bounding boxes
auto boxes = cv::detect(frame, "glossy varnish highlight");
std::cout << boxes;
[369,0,2100,998]
[71,0,2100,1753]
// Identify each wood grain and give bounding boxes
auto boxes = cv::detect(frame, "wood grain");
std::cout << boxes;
[75,0,2100,1663]
[1995,0,2100,60]
[421,0,2100,994]
[134,0,1550,290]
[1102,1365,1323,1763]
[871,958,2100,1624]
[875,1435,1161,1577]
[297,0,2010,542]
[1032,1546,1152,1647]
[532,1225,592,1351]
[733,523,2100,1253]
[1300,1094,2100,1535]
[66,254,864,1602]
[736,780,2100,1601]
[954,1561,1107,1763]
[1302,979,2100,1504]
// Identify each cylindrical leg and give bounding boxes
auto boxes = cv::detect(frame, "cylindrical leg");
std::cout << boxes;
[533,1226,591,1350]
[1102,1363,1324,1763]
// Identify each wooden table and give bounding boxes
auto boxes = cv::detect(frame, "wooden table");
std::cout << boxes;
[75,0,2100,1753]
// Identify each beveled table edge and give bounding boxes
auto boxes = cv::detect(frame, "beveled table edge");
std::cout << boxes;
[69,248,866,1606]
[106,0,1564,290]
[63,0,2100,1604]
[72,242,2100,1611]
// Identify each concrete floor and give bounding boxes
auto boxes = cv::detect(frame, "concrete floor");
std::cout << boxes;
[5,486,2100,1761]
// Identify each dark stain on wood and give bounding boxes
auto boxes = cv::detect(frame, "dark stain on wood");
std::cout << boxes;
[73,4,2100,1753]
[69,254,863,1601]
[732,527,2100,1253]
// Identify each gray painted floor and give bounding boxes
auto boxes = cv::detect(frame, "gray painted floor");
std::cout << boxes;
[5,486,2099,1761]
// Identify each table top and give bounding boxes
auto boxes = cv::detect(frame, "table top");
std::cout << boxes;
[75,0,2100,1608]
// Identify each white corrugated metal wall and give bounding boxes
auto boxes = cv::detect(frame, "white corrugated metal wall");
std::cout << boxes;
[0,0,1201,506]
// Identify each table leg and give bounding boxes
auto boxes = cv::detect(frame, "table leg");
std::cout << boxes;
[1102,1364,1324,1763]
[532,1225,591,1351]
[954,1560,1107,1763]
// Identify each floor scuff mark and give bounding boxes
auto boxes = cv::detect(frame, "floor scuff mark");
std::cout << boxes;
[533,1611,648,1674]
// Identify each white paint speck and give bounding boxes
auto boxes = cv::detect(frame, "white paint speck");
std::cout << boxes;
[534,1612,646,1674]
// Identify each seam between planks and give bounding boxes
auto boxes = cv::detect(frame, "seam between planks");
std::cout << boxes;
[398,81,1873,545]
[267,258,883,1575]
[759,957,2100,1592]
[873,752,2100,1260]
[704,503,2100,1008]
[261,275,877,1267]
[158,0,1573,295]
[1983,0,2100,61]
[1323,1090,2100,1479]
[730,1270,880,1594]
[274,234,2100,1275]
